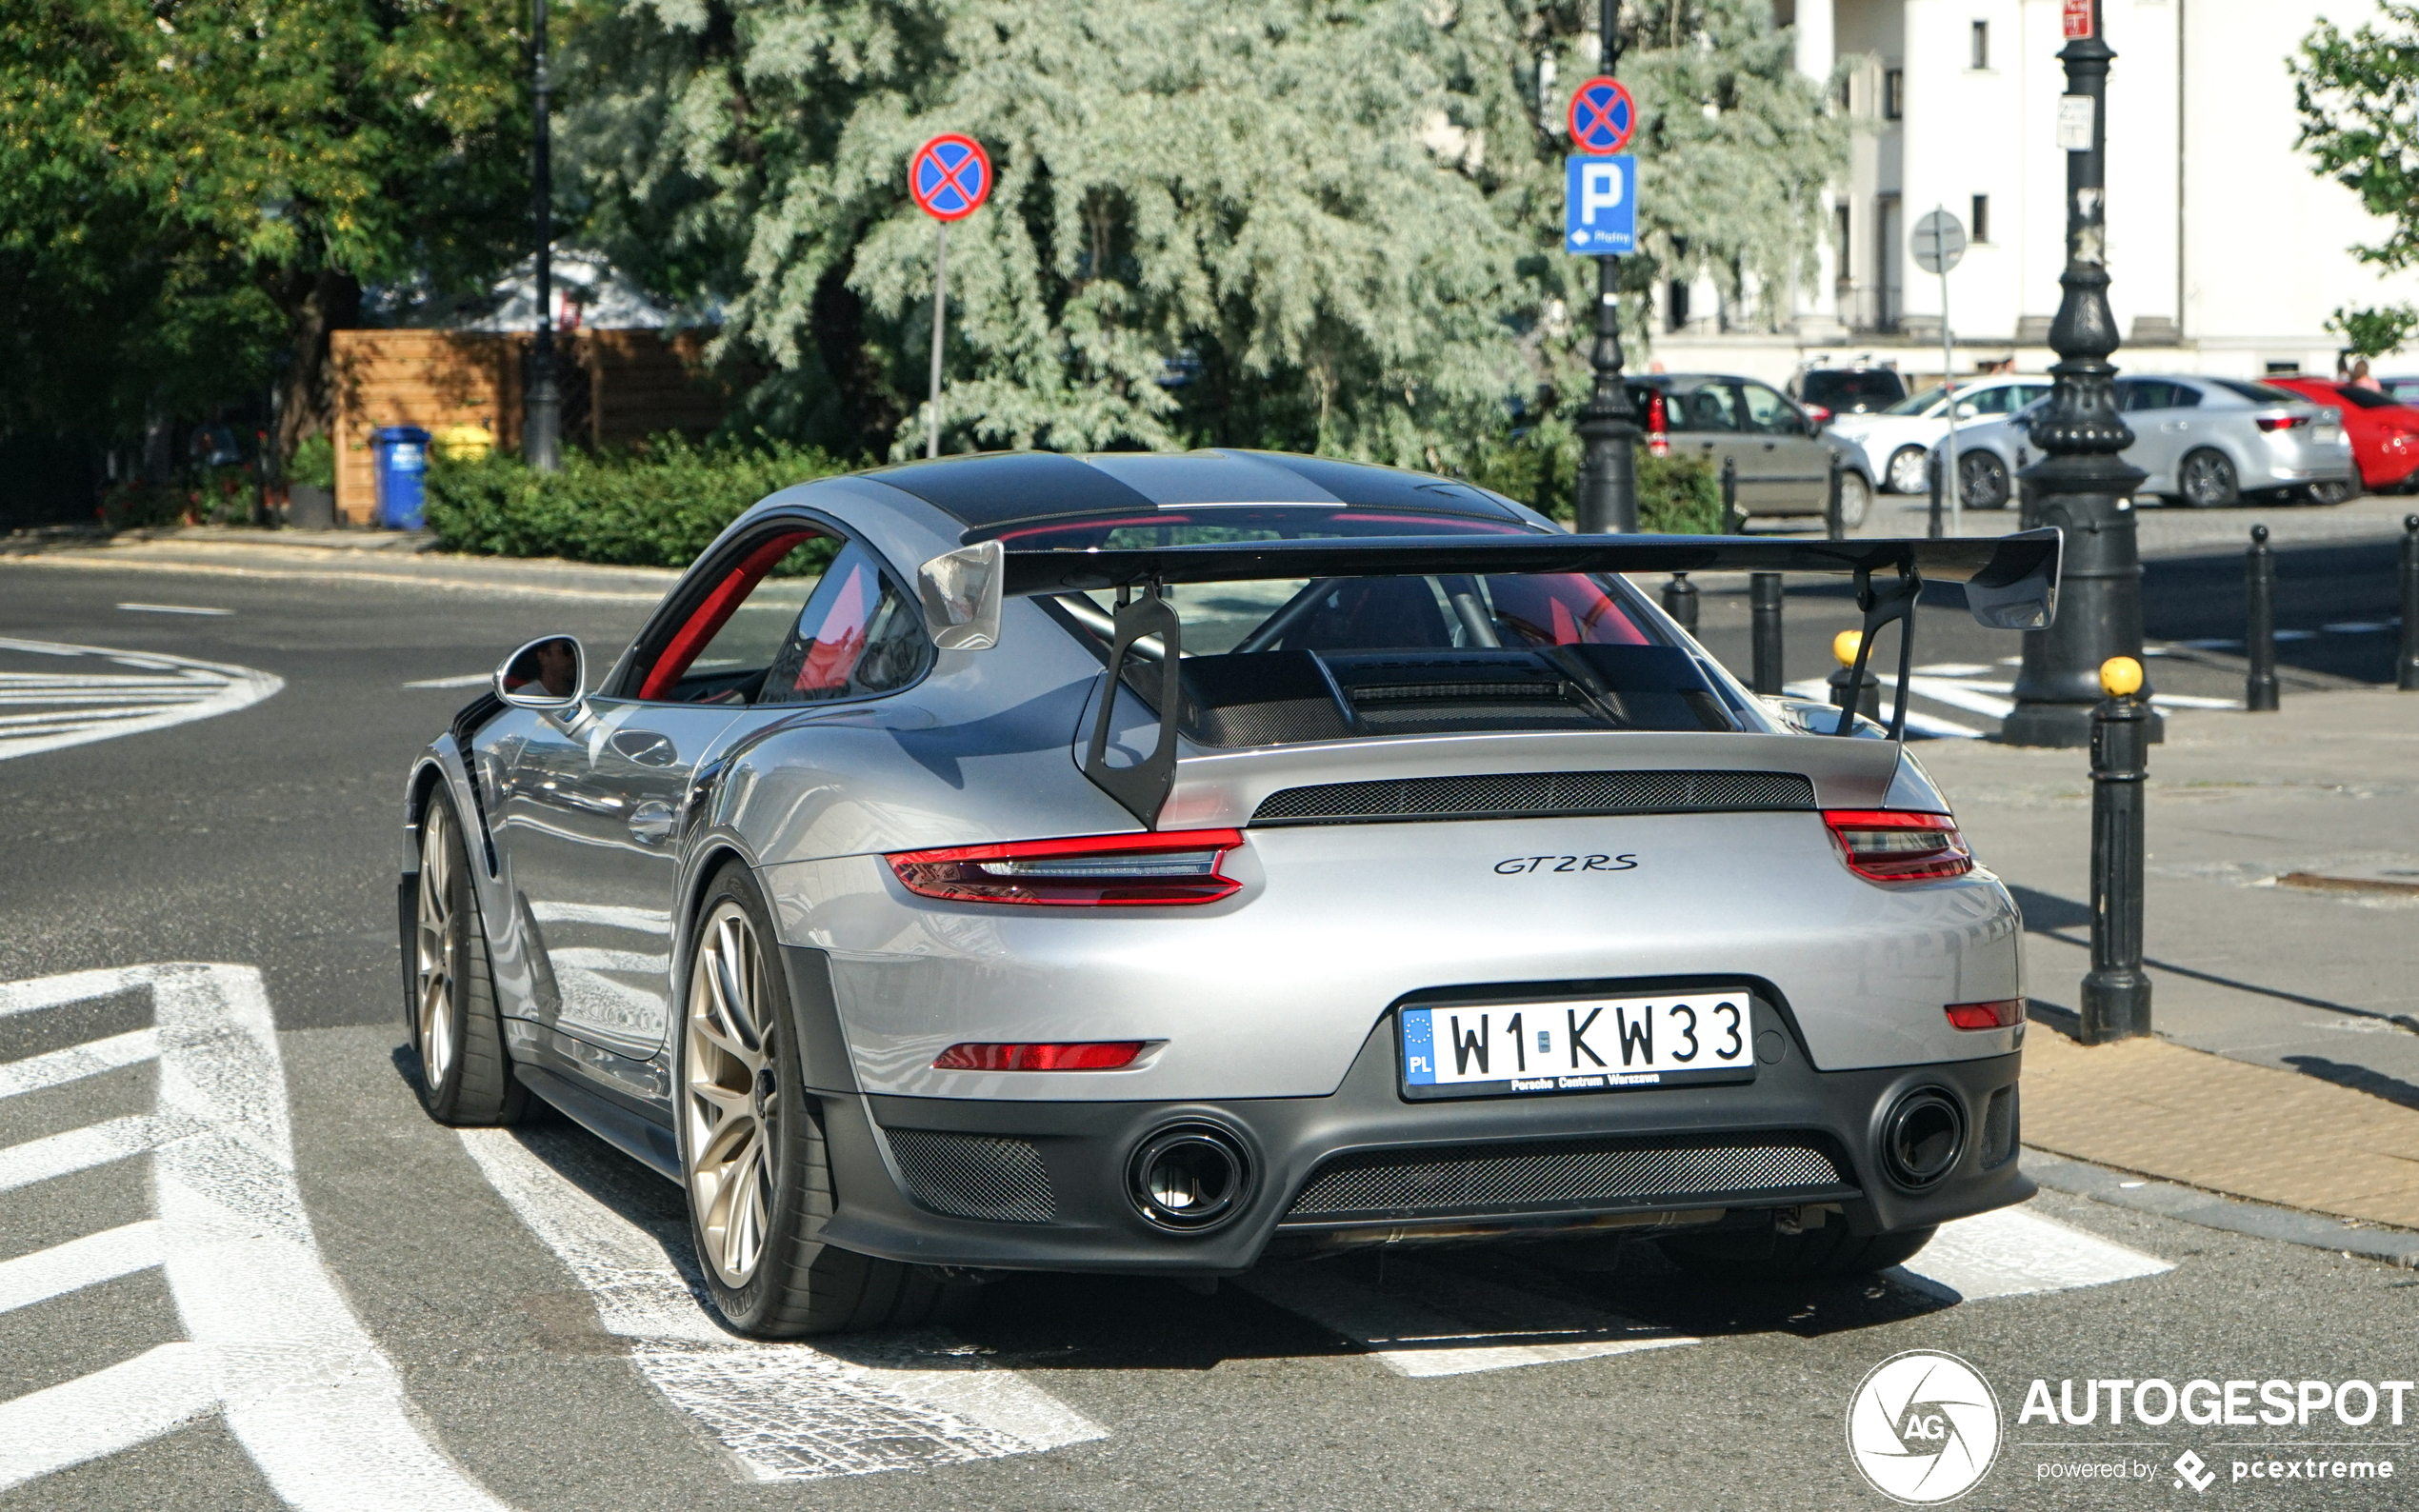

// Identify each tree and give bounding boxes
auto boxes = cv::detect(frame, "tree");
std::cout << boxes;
[2295,5,2419,360]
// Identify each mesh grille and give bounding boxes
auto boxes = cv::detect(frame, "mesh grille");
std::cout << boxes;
[1251,769,1817,826]
[1980,1086,2019,1169]
[1285,1138,1846,1223]
[884,1128,1055,1224]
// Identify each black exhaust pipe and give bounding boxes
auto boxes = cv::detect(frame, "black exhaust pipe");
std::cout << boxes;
[1880,1088,1966,1190]
[1128,1124,1253,1232]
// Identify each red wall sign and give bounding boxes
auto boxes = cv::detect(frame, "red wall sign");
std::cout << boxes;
[2062,0,2093,39]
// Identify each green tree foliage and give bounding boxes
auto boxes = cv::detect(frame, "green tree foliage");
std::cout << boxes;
[2295,6,2419,360]
[563,0,1844,506]
[0,0,530,454]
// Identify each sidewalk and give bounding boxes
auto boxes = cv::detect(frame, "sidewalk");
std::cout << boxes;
[0,524,677,602]
[1917,691,2419,1233]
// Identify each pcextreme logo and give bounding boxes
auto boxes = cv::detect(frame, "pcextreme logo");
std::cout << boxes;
[1847,1350,2004,1504]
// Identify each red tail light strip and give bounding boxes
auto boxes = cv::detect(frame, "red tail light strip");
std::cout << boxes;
[1822,809,1974,884]
[932,1042,1147,1070]
[1945,999,2027,1031]
[888,829,1246,906]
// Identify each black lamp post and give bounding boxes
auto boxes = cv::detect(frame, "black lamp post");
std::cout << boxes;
[523,0,562,472]
[2002,0,2160,746]
[1571,0,1639,534]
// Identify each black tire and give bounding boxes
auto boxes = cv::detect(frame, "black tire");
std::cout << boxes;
[1885,445,1930,495]
[2178,448,2239,507]
[677,863,974,1337]
[1959,449,2011,510]
[2306,478,2357,506]
[409,790,529,1126]
[1835,468,1872,528]
[1655,1217,1937,1282]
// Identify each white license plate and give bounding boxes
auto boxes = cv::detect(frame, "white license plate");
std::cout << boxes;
[1400,991,1758,1099]
[2315,423,2343,443]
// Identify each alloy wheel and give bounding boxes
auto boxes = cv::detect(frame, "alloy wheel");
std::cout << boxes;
[2181,450,2236,507]
[1960,452,2009,510]
[1886,446,1929,494]
[413,804,458,1090]
[685,902,779,1289]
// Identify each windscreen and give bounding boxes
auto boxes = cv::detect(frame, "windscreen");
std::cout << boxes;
[1802,369,1909,411]
[995,508,1762,744]
[2210,378,2308,406]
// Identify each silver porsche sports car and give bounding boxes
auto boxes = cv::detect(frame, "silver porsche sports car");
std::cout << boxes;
[401,449,2058,1337]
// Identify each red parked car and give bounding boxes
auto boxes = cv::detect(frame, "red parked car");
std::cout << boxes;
[2269,377,2419,493]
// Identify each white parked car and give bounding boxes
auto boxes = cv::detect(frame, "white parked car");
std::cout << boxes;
[1827,378,2053,496]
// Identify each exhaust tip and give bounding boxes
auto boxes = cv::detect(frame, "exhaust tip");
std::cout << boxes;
[1128,1124,1253,1232]
[1881,1087,1966,1190]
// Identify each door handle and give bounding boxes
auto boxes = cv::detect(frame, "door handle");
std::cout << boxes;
[610,729,679,767]
[628,800,677,846]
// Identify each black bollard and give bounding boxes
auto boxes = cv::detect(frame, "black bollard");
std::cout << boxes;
[1927,448,1945,541]
[1825,454,1845,541]
[1749,572,1785,695]
[2401,514,2418,692]
[1827,630,1880,720]
[1662,572,1699,636]
[2246,524,2279,711]
[1721,456,1741,534]
[2082,656,2152,1043]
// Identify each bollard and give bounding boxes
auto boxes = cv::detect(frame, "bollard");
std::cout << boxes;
[1721,456,1741,534]
[2401,514,2418,692]
[1749,572,1785,695]
[1827,629,1880,721]
[1927,448,1945,541]
[2081,656,2152,1043]
[1662,572,1699,635]
[1825,454,1845,541]
[2246,524,2279,712]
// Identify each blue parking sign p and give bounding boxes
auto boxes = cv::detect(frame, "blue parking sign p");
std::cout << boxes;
[1564,155,1636,255]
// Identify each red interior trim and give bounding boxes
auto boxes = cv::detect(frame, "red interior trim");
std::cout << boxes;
[637,530,815,701]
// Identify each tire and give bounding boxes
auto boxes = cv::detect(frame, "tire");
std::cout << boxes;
[1959,449,2011,510]
[1655,1217,1937,1283]
[1836,468,1872,529]
[1885,445,1930,495]
[409,791,529,1126]
[677,863,973,1337]
[2178,448,2239,507]
[2306,478,2357,506]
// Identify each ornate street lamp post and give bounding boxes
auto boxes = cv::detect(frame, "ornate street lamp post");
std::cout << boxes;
[2003,0,2160,746]
[1571,0,1639,534]
[523,0,562,472]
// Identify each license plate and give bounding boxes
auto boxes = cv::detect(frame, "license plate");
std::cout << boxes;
[1399,990,1758,1100]
[2316,423,2342,443]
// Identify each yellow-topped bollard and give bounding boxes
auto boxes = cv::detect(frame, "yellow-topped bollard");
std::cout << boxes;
[1827,629,1878,719]
[1832,629,1863,667]
[2098,655,2143,699]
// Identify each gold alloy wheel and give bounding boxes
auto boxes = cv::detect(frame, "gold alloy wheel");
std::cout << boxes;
[413,803,458,1090]
[685,902,778,1289]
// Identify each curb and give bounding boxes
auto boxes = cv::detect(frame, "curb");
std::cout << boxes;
[2025,1147,2419,1268]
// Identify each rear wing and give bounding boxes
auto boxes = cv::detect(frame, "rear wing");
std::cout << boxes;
[914,528,2062,826]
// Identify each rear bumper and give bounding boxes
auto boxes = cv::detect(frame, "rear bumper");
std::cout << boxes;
[810,997,2031,1275]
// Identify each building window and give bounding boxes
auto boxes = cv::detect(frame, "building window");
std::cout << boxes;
[1884,69,1905,121]
[1970,194,1989,244]
[1834,204,1853,281]
[1971,20,1989,70]
[1669,280,1692,332]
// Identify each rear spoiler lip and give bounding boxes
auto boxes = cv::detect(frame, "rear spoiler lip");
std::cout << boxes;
[998,527,2063,631]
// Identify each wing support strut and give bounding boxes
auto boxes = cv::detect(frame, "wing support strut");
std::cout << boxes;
[1832,556,1921,744]
[1082,581,1185,827]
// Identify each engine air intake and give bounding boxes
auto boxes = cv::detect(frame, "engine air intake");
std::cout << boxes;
[1249,769,1817,826]
[884,1128,1056,1224]
[1282,1136,1849,1225]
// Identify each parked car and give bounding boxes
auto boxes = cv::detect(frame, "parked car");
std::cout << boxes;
[2268,376,2419,493]
[1935,375,2356,508]
[1629,373,1875,527]
[2376,375,2419,408]
[1789,364,1909,420]
[402,448,2056,1335]
[1828,377,2054,496]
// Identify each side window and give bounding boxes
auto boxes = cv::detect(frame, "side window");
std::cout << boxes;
[1737,382,1807,434]
[1670,384,1742,432]
[634,530,830,705]
[759,542,931,705]
[1966,388,2011,415]
[2169,384,2203,409]
[2117,381,2158,412]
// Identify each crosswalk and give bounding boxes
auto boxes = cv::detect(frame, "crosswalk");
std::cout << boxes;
[1787,659,2246,740]
[0,637,281,761]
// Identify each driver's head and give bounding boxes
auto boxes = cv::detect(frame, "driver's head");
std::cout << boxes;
[532,638,577,697]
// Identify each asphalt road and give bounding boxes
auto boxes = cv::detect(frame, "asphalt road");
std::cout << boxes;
[5,558,2418,1512]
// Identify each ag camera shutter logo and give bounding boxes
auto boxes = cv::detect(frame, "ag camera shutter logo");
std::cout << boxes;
[1847,1350,2003,1503]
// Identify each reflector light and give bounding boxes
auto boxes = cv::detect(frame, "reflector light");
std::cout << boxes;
[932,1041,1146,1071]
[1647,391,1671,456]
[1822,809,1974,883]
[1945,998,2027,1030]
[2256,415,2308,432]
[888,829,1246,905]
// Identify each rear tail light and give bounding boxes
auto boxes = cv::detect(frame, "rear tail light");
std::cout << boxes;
[1647,391,1671,456]
[1822,810,1973,883]
[888,829,1245,906]
[1804,403,1833,427]
[2256,414,2308,432]
[933,1042,1145,1070]
[1945,998,2026,1031]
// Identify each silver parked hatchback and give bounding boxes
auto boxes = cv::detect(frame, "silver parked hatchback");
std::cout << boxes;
[401,450,2056,1336]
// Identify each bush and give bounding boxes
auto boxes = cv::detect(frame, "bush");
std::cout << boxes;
[1466,427,1724,535]
[1636,453,1724,534]
[288,434,336,489]
[423,435,850,568]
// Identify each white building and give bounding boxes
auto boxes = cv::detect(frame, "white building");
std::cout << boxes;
[1657,0,2419,386]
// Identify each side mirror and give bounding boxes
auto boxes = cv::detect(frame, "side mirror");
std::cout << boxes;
[1954,403,1980,420]
[494,635,586,709]
[917,539,1004,651]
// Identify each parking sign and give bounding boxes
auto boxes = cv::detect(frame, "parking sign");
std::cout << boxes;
[1564,155,1636,255]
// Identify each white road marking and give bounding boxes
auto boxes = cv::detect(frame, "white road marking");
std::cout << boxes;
[1897,1205,2172,1301]
[2325,622,2390,634]
[0,964,515,1510]
[0,1026,157,1098]
[1240,1259,1694,1379]
[530,901,671,931]
[115,603,231,616]
[460,1125,1103,1480]
[404,674,493,689]
[2150,692,2245,710]
[1784,678,1989,740]
[0,640,280,761]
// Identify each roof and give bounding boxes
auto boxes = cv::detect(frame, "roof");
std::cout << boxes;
[857,449,1529,533]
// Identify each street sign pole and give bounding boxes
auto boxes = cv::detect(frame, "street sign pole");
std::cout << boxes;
[1911,208,1968,536]
[1570,0,1640,534]
[908,133,992,462]
[928,223,947,459]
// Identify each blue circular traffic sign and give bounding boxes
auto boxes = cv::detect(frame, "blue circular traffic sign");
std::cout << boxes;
[1567,76,1636,155]
[910,134,991,222]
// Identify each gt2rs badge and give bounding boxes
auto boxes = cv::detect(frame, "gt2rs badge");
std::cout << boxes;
[1492,854,1638,874]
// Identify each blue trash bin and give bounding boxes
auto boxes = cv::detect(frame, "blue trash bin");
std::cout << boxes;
[371,426,432,530]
